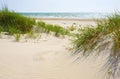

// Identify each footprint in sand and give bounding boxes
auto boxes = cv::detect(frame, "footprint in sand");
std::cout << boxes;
[33,53,45,61]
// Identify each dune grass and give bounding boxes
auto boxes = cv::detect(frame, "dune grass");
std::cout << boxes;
[37,21,70,37]
[0,7,36,41]
[0,7,69,41]
[0,7,35,34]
[72,13,120,79]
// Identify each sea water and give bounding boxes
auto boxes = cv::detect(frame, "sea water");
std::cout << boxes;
[20,12,111,19]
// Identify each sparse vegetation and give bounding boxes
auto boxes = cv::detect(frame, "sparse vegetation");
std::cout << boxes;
[14,33,21,42]
[68,23,76,31]
[0,7,70,41]
[0,26,3,38]
[72,13,120,79]
[26,30,38,39]
[37,21,70,37]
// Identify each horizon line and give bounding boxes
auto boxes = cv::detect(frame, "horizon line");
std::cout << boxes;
[17,11,113,14]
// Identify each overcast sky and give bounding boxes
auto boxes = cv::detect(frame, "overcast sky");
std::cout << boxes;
[0,0,120,13]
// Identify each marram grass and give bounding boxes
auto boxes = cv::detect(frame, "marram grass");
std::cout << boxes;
[72,13,120,79]
[0,7,35,34]
[37,21,70,37]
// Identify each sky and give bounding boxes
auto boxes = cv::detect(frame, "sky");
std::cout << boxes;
[0,0,120,13]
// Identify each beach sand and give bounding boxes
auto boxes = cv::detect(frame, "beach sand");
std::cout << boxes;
[0,18,105,79]
[36,18,96,27]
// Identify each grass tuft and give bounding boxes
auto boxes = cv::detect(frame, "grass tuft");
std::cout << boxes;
[0,7,35,34]
[14,33,21,42]
[37,21,70,37]
[72,12,120,79]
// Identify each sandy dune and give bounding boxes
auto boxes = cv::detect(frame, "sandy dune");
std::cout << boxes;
[0,19,105,79]
[0,35,104,79]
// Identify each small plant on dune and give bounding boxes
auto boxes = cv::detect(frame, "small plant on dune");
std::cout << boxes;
[72,13,120,79]
[0,7,35,34]
[26,30,38,39]
[68,23,76,31]
[14,33,20,42]
[34,26,42,33]
[0,26,3,38]
[14,30,21,42]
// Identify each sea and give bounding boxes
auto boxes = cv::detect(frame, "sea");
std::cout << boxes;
[20,12,111,19]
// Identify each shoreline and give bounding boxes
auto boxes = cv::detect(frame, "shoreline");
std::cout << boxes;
[33,17,104,21]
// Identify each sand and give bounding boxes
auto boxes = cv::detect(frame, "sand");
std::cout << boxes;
[0,18,105,79]
[36,18,96,27]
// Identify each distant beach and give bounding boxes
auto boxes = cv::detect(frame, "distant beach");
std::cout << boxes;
[20,12,110,19]
[20,12,108,27]
[35,18,97,27]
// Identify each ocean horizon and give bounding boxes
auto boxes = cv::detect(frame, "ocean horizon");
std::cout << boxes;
[19,12,111,19]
